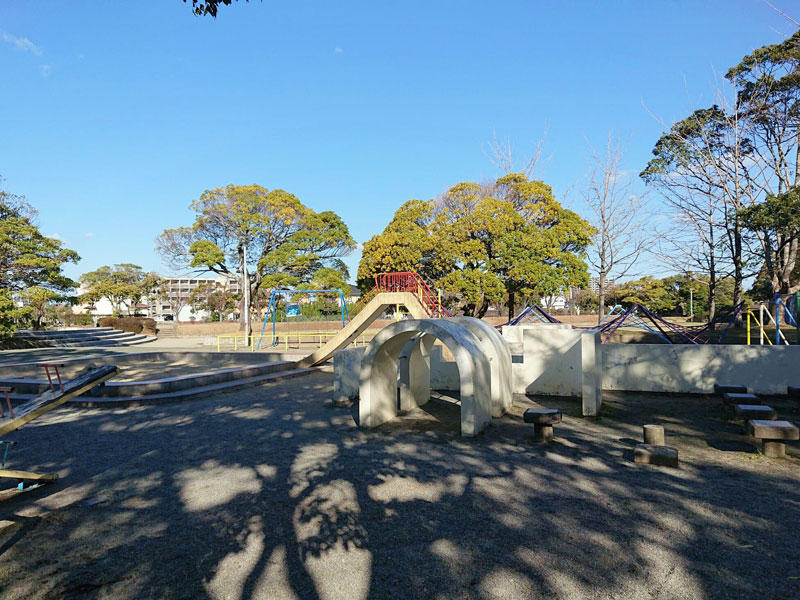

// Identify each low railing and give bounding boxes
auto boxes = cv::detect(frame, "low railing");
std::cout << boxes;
[373,272,449,317]
[217,330,380,352]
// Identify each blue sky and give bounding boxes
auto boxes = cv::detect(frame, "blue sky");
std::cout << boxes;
[0,0,794,284]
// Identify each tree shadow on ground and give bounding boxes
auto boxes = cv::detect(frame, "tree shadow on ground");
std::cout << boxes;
[0,373,799,599]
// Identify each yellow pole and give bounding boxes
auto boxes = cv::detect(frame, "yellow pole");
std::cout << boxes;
[234,336,238,351]
[747,312,751,345]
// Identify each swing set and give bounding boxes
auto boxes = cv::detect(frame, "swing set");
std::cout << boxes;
[256,288,350,350]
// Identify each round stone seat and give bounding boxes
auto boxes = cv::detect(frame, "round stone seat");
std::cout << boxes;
[523,408,562,443]
[523,408,562,424]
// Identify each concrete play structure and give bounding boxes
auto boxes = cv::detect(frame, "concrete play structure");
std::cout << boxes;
[356,317,511,436]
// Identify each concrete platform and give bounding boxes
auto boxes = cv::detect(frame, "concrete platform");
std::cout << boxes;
[714,383,748,394]
[722,392,760,406]
[733,404,777,421]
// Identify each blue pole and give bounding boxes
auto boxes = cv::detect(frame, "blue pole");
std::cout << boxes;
[273,292,279,347]
[256,292,274,350]
[775,295,780,345]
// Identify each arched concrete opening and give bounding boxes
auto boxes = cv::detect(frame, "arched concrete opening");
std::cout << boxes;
[448,317,512,417]
[358,318,500,436]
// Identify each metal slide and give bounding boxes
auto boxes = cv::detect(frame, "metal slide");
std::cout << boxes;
[297,292,430,367]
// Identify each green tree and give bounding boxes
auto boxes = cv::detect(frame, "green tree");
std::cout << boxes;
[156,184,355,338]
[738,187,800,294]
[189,282,237,321]
[0,183,79,294]
[19,286,62,329]
[79,264,160,316]
[726,30,800,293]
[0,179,79,337]
[185,0,251,17]
[358,174,593,317]
[616,277,675,313]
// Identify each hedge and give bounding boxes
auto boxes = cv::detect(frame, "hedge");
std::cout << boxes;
[99,317,157,336]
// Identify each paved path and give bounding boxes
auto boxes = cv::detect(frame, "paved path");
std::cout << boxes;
[0,374,798,599]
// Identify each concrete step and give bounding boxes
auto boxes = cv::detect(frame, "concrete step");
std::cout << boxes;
[1,358,291,396]
[15,328,123,339]
[71,366,328,407]
[11,333,156,348]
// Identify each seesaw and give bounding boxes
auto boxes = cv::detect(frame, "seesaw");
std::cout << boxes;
[0,365,119,491]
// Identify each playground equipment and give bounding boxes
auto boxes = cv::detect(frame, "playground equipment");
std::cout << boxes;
[0,365,118,490]
[259,273,450,368]
[357,318,510,437]
[745,294,800,345]
[256,288,350,350]
[509,301,746,344]
[351,273,449,318]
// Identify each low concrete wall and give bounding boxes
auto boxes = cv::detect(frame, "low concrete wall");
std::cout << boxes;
[517,327,584,395]
[602,344,800,394]
[333,346,366,404]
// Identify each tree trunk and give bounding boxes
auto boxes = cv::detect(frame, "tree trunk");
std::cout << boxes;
[597,272,606,325]
[476,296,490,319]
[507,291,515,320]
[732,222,743,324]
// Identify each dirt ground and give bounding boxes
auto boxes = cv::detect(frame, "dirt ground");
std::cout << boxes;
[0,373,799,600]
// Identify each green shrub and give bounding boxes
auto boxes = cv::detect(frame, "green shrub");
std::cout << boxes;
[63,312,93,327]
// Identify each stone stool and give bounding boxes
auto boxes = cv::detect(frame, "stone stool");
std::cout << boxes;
[722,392,761,407]
[733,404,777,422]
[788,386,800,404]
[714,384,748,395]
[748,420,799,458]
[523,408,562,443]
[643,424,665,445]
[634,444,679,467]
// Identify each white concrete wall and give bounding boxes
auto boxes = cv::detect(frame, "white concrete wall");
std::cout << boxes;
[602,343,800,394]
[333,346,367,404]
[517,327,583,395]
[334,326,800,416]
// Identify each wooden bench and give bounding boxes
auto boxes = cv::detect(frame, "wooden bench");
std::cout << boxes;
[733,404,777,422]
[714,384,748,395]
[748,420,799,458]
[523,408,562,443]
[722,392,760,407]
[0,386,14,419]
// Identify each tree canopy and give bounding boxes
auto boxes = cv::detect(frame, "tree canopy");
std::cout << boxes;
[184,0,251,17]
[358,174,594,317]
[156,184,355,329]
[79,264,161,317]
[0,180,79,337]
[1,186,79,295]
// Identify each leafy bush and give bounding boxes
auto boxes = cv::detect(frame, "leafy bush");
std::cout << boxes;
[61,312,93,327]
[98,316,157,336]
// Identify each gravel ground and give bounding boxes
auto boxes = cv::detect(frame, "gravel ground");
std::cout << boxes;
[0,372,798,600]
